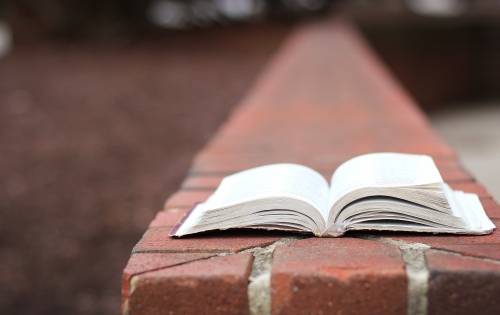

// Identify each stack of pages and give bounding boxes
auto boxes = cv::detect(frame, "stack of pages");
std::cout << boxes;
[171,153,495,237]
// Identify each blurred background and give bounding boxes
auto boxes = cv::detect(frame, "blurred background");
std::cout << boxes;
[1,0,499,314]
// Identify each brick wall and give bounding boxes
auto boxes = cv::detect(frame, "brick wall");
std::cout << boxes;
[122,17,500,315]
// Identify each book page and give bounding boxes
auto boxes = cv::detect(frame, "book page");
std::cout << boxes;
[203,163,331,220]
[329,153,444,206]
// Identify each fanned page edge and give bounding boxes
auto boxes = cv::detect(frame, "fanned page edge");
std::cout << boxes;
[324,191,496,237]
[456,192,496,233]
[168,195,496,238]
[170,198,327,237]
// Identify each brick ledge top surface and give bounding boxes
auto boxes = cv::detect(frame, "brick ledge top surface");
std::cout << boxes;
[122,16,500,315]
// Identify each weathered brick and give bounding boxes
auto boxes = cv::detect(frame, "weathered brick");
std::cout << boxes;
[181,175,223,190]
[122,252,214,314]
[163,190,213,209]
[133,226,283,253]
[482,197,500,218]
[431,244,500,261]
[149,208,189,228]
[127,253,253,315]
[448,181,491,197]
[387,220,499,260]
[122,252,213,297]
[426,250,500,315]
[389,226,500,247]
[271,237,406,315]
[438,164,474,182]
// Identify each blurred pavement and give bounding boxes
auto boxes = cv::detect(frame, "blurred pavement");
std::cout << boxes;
[432,104,500,201]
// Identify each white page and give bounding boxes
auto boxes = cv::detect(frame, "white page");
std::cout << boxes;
[203,163,331,220]
[329,153,444,205]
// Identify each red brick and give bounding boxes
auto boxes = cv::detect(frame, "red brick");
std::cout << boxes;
[426,250,500,315]
[430,244,500,260]
[122,252,213,298]
[133,226,283,253]
[181,175,223,190]
[448,181,490,197]
[438,164,474,182]
[271,238,406,315]
[433,157,460,168]
[389,226,500,247]
[482,197,500,218]
[387,220,499,260]
[149,208,189,228]
[127,253,252,315]
[163,190,212,209]
[193,19,456,162]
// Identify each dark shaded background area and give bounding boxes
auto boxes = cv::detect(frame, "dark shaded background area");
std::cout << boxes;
[0,25,289,314]
[361,23,500,110]
[349,1,500,109]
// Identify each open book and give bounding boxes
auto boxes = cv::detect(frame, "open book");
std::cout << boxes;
[171,153,495,237]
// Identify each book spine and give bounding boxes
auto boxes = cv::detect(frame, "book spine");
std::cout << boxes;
[324,222,346,237]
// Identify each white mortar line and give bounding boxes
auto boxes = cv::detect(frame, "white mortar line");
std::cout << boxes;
[398,242,431,315]
[358,236,430,315]
[244,237,297,315]
[427,247,500,265]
